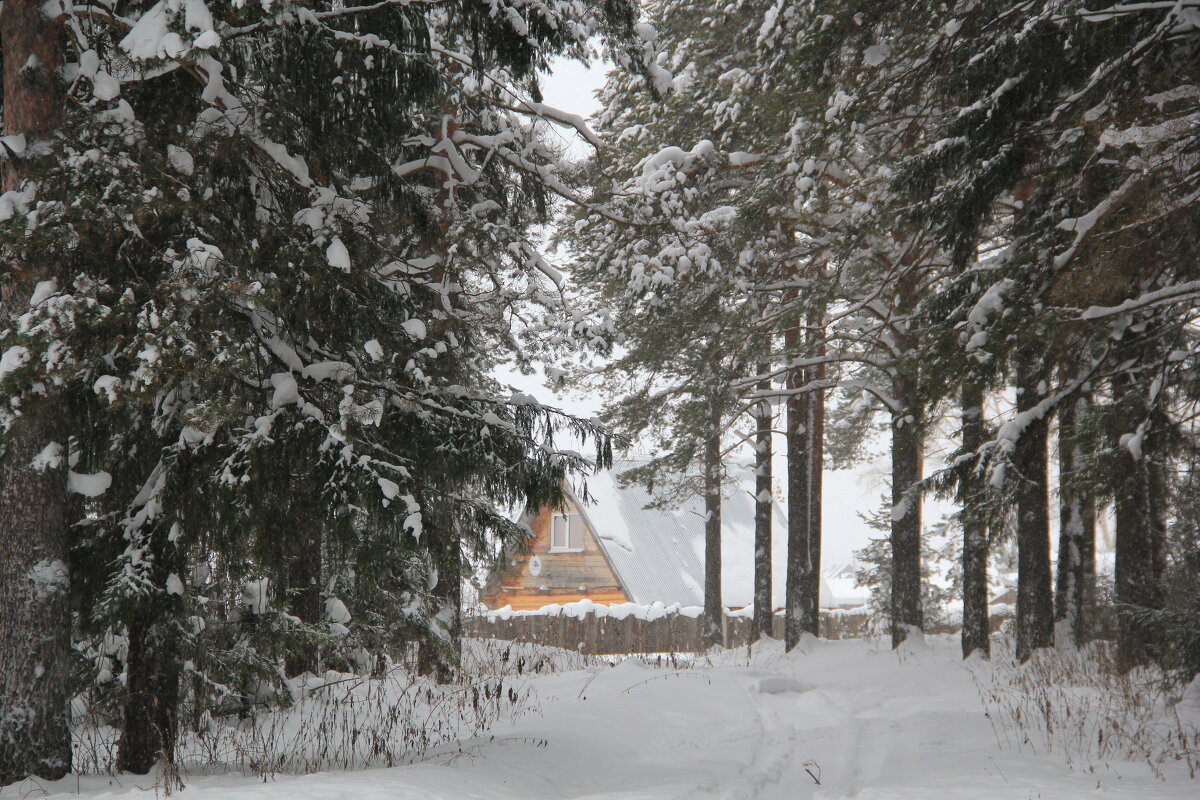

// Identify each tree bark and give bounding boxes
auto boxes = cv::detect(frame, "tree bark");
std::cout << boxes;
[890,384,923,648]
[784,314,817,649]
[1014,358,1053,663]
[960,380,990,659]
[1054,393,1095,648]
[0,415,71,784]
[0,0,71,785]
[751,381,773,642]
[806,317,825,634]
[701,420,723,650]
[784,388,810,649]
[1,0,64,190]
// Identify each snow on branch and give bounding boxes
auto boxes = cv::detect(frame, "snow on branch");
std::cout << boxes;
[1080,280,1200,320]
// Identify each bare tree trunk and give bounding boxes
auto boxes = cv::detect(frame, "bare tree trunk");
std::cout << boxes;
[783,306,818,649]
[1014,358,1053,663]
[806,317,825,630]
[960,380,990,659]
[890,389,923,649]
[1055,393,1094,648]
[0,0,70,785]
[784,386,811,650]
[0,416,71,785]
[752,380,773,641]
[701,420,723,650]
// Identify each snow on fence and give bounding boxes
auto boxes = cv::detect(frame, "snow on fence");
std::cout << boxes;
[464,600,875,654]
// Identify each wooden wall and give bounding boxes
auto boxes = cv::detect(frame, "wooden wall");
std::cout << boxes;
[484,494,628,611]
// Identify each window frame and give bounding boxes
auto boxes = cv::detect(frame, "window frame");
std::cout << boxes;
[549,512,585,553]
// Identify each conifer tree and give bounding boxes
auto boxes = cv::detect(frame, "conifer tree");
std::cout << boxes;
[0,1,72,782]
[1,0,644,782]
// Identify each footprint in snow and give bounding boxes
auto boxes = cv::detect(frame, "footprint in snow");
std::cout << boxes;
[755,676,812,695]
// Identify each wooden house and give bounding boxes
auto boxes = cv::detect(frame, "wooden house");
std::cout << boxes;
[483,461,834,612]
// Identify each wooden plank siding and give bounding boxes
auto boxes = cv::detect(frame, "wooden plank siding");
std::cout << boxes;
[484,494,628,611]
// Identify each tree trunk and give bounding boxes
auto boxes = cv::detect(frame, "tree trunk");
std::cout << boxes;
[960,380,990,659]
[1014,359,1053,663]
[0,416,71,785]
[783,310,817,649]
[1054,393,1094,648]
[805,317,825,633]
[752,381,773,641]
[701,421,723,649]
[784,388,810,650]
[1112,373,1162,670]
[1,0,64,191]
[890,378,923,648]
[117,617,182,774]
[0,1,70,785]
[418,507,463,682]
[116,441,186,774]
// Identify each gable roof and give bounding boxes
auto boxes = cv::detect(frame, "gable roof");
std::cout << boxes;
[568,459,833,609]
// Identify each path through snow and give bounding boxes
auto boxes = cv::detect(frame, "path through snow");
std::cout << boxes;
[17,636,1196,800]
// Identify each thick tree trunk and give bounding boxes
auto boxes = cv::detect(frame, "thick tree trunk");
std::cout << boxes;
[0,417,71,784]
[2,0,64,190]
[1014,360,1053,663]
[0,1,70,785]
[117,617,182,774]
[960,380,990,659]
[752,381,773,641]
[701,423,723,650]
[1054,394,1095,648]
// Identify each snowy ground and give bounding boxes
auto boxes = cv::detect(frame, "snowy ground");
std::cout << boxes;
[13,636,1197,800]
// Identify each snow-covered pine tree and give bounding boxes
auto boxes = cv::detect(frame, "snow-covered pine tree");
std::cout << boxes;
[896,0,1200,666]
[1,0,650,780]
[739,1,966,648]
[560,1,782,649]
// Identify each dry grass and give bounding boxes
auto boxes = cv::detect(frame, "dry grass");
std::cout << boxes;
[70,638,599,780]
[970,638,1199,780]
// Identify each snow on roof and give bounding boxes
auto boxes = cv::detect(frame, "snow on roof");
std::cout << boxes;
[571,459,833,609]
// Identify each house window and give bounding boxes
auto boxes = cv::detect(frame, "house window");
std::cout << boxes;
[550,513,584,552]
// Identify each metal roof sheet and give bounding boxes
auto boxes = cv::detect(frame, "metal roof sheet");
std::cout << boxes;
[571,459,832,609]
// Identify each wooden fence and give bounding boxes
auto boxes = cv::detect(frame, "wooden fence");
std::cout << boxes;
[465,608,1017,655]
[465,611,871,655]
